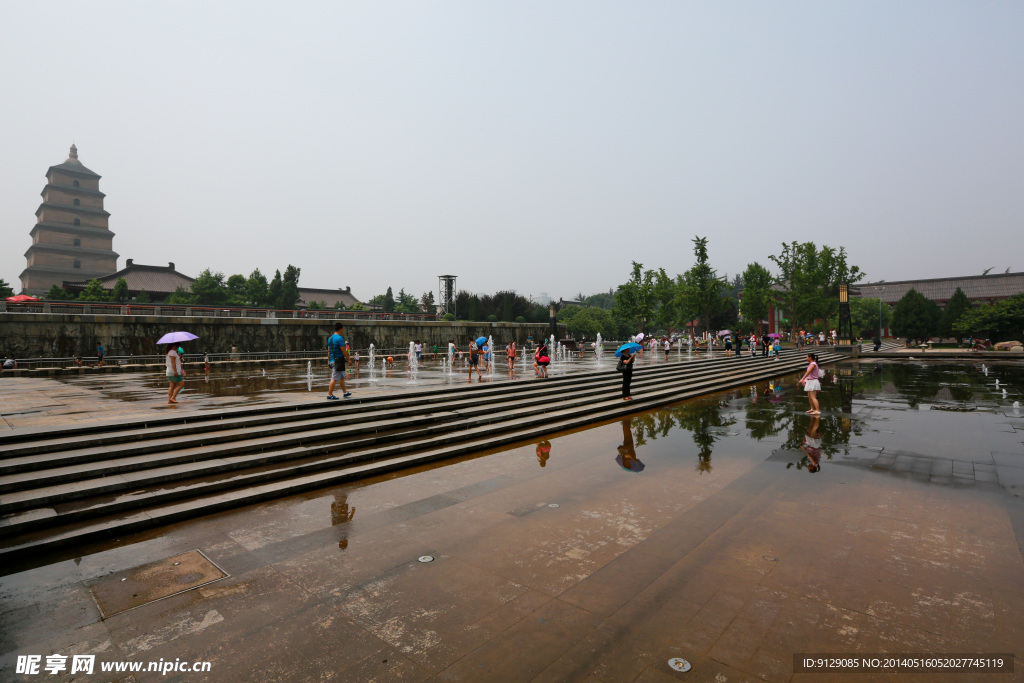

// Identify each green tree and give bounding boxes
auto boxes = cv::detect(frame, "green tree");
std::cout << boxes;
[191,269,228,305]
[77,279,109,302]
[0,279,14,298]
[769,241,863,337]
[136,290,151,304]
[111,277,129,302]
[683,236,727,335]
[848,297,891,338]
[246,269,269,307]
[45,284,71,300]
[267,270,283,309]
[739,263,773,334]
[939,287,972,340]
[615,261,656,333]
[395,288,419,313]
[420,291,436,314]
[953,293,1024,343]
[279,265,301,309]
[383,286,396,313]
[225,274,247,305]
[167,286,195,305]
[891,288,941,339]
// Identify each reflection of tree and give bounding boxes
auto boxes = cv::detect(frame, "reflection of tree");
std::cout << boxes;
[330,492,355,550]
[626,399,735,472]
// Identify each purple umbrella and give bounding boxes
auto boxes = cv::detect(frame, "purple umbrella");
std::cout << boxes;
[156,331,199,345]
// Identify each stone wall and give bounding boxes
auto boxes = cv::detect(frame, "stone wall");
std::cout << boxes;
[0,313,562,358]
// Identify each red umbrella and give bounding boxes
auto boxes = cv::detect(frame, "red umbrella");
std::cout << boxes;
[5,294,40,302]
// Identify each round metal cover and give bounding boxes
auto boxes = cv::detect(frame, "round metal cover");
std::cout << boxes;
[548,503,559,508]
[418,555,434,563]
[668,657,691,672]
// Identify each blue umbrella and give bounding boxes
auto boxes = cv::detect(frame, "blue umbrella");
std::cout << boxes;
[615,342,642,357]
[475,336,487,346]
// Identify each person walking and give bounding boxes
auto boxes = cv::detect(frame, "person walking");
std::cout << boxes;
[534,339,550,378]
[797,353,821,415]
[619,348,635,400]
[165,344,184,404]
[326,322,352,399]
[506,341,517,374]
[467,337,483,380]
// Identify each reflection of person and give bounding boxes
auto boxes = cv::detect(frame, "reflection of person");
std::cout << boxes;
[535,440,551,467]
[330,493,356,550]
[801,415,822,472]
[615,419,645,472]
[797,353,821,415]
[619,349,635,400]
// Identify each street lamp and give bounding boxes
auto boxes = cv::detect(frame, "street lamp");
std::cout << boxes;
[878,287,885,341]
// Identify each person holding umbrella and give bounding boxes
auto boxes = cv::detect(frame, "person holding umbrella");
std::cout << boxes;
[156,332,198,404]
[164,344,184,404]
[615,341,641,400]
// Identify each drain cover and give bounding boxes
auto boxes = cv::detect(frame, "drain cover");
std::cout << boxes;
[668,658,692,672]
[88,550,228,618]
[418,555,434,563]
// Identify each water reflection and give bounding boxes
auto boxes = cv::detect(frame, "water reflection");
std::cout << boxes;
[330,492,356,550]
[535,440,551,467]
[615,420,644,473]
[789,415,822,473]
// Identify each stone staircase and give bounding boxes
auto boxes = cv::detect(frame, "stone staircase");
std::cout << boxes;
[0,351,839,558]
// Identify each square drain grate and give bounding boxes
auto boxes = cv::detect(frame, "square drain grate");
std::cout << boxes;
[88,549,228,619]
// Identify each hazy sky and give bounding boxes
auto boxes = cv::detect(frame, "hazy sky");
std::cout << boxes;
[2,1,1021,301]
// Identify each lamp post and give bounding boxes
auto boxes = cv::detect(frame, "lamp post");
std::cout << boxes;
[878,287,885,340]
[836,282,856,355]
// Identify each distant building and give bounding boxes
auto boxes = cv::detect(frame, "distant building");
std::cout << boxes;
[857,272,1024,307]
[63,260,194,301]
[20,145,118,295]
[759,272,1024,336]
[297,286,362,310]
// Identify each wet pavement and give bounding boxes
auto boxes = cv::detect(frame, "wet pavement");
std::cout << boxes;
[2,359,1024,681]
[0,349,704,430]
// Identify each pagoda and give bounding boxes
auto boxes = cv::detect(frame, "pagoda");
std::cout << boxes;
[20,145,118,295]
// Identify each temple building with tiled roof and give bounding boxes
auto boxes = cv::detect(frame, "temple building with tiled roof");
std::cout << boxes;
[63,260,194,300]
[20,145,119,295]
[857,272,1024,307]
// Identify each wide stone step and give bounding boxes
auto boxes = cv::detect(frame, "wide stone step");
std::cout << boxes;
[0,360,773,506]
[0,353,836,558]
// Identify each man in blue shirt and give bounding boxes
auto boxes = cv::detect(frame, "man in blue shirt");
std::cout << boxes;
[326,322,352,399]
